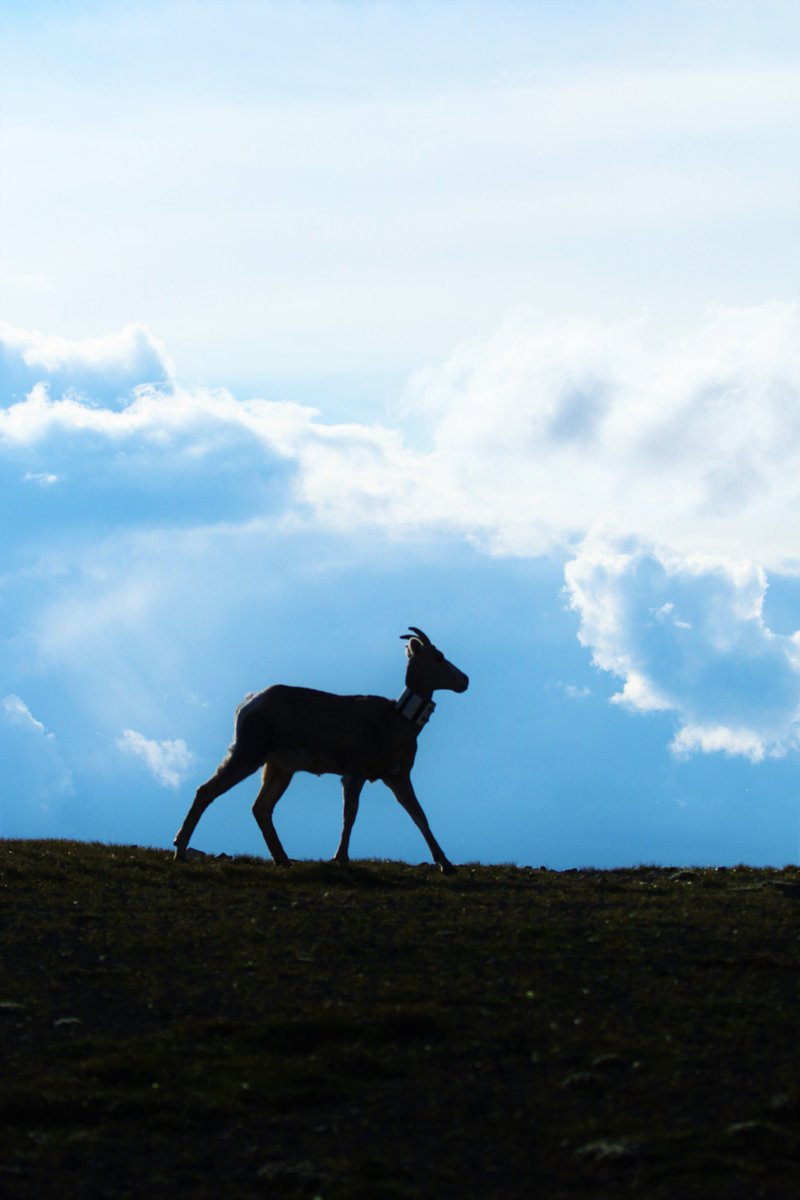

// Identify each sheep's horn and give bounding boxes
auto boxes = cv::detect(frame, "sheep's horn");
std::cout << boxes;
[406,627,431,645]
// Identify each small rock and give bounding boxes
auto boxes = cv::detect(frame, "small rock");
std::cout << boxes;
[575,1139,640,1165]
[726,1120,786,1145]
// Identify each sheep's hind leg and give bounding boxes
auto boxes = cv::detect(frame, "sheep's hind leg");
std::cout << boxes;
[333,774,366,865]
[174,753,261,860]
[252,763,294,866]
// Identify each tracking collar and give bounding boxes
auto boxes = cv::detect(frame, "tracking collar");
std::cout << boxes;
[395,688,436,729]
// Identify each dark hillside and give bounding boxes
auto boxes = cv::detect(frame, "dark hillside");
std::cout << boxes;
[1,841,799,1198]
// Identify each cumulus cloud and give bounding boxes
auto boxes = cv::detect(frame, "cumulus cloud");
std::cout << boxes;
[397,303,800,565]
[0,321,172,406]
[0,373,318,465]
[2,309,799,762]
[3,306,797,567]
[117,729,194,789]
[564,537,800,762]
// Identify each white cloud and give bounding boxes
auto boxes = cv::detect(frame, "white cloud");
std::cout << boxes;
[0,695,74,833]
[253,302,800,569]
[2,308,799,762]
[24,471,59,486]
[396,303,800,566]
[0,321,172,405]
[670,724,772,763]
[2,694,48,735]
[3,306,798,571]
[564,536,800,761]
[117,729,194,789]
[556,683,592,701]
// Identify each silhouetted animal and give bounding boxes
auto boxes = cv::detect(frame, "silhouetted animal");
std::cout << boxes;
[173,627,468,873]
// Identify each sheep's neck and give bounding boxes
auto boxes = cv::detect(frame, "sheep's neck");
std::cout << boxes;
[395,688,436,730]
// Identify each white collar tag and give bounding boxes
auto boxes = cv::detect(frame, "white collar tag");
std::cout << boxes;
[395,688,436,729]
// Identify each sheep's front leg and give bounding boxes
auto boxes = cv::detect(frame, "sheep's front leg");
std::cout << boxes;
[333,773,366,865]
[252,763,294,866]
[383,774,456,874]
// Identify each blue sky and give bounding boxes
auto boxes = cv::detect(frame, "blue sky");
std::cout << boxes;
[1,0,799,867]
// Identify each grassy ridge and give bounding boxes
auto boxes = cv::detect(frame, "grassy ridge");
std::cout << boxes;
[1,840,799,1198]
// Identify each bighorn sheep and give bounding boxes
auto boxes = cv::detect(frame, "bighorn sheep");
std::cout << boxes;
[173,628,468,873]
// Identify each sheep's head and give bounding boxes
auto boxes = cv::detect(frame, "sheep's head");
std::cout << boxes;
[401,627,469,696]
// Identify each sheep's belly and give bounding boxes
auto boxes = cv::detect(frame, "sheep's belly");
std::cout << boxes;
[268,744,410,781]
[269,747,347,775]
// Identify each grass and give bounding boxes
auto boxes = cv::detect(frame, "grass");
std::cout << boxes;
[1,839,799,1198]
